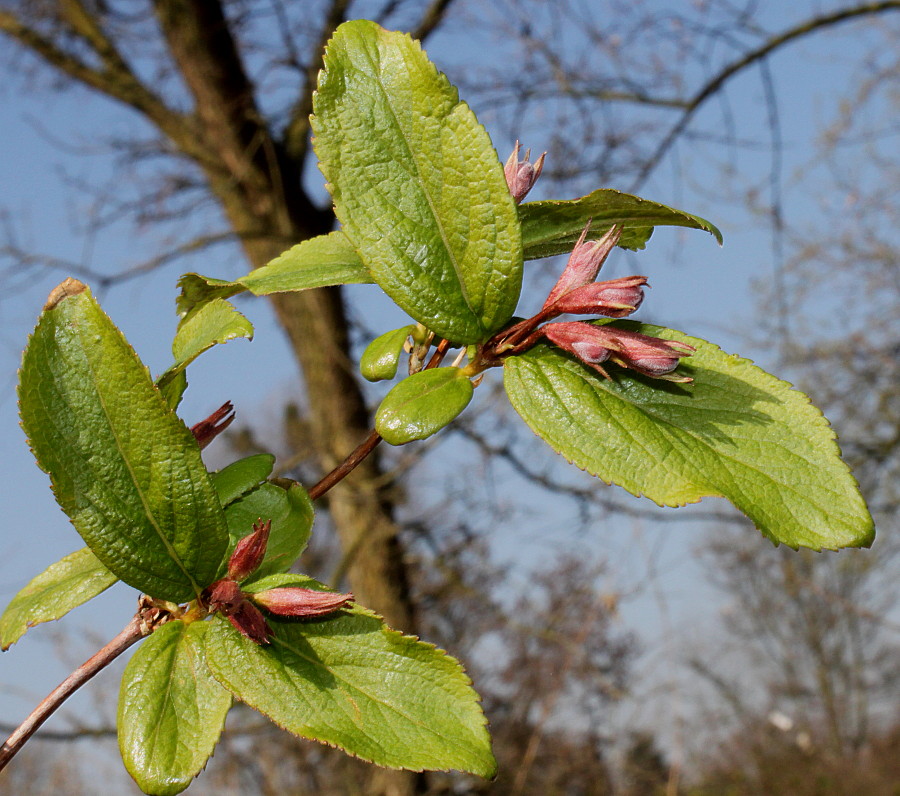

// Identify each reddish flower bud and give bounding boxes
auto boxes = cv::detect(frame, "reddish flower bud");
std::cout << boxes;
[600,327,695,381]
[251,587,353,618]
[191,402,235,450]
[205,577,245,615]
[227,601,272,645]
[504,141,546,204]
[547,275,648,318]
[227,519,271,582]
[542,321,694,381]
[542,322,612,378]
[542,224,623,311]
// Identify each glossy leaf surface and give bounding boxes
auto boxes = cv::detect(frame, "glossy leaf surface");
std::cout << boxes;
[0,547,117,650]
[19,282,229,602]
[375,368,473,445]
[519,188,723,256]
[312,20,522,343]
[504,322,874,550]
[119,621,231,796]
[206,577,495,776]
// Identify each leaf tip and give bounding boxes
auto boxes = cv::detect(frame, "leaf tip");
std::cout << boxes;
[44,278,87,311]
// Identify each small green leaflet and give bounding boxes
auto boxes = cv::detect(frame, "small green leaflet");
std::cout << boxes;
[361,325,415,382]
[0,548,117,650]
[375,368,474,445]
[519,188,723,256]
[210,453,276,508]
[503,322,874,550]
[312,20,523,344]
[18,281,229,602]
[118,621,231,796]
[205,577,496,776]
[156,298,253,408]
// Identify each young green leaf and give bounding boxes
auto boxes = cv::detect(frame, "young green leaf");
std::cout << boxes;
[360,325,414,382]
[312,20,523,344]
[503,322,874,551]
[221,482,314,580]
[156,298,253,406]
[0,548,117,650]
[519,188,723,256]
[240,231,371,295]
[118,620,231,796]
[211,453,276,508]
[175,233,371,321]
[205,579,496,777]
[19,281,229,602]
[375,368,474,445]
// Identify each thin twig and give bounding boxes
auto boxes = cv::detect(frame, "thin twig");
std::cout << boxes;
[0,614,146,772]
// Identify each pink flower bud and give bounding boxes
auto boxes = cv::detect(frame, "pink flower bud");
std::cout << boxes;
[227,519,271,582]
[542,224,623,311]
[190,402,235,450]
[504,141,546,204]
[542,322,694,381]
[547,276,648,318]
[228,601,272,645]
[251,587,354,618]
[599,327,695,381]
[542,322,612,378]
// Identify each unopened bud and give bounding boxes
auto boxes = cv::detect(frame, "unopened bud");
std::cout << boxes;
[205,578,245,615]
[504,141,546,204]
[600,327,695,381]
[542,321,694,381]
[547,275,647,318]
[542,322,612,378]
[191,402,235,450]
[542,224,623,311]
[251,587,353,618]
[227,601,272,645]
[227,519,271,582]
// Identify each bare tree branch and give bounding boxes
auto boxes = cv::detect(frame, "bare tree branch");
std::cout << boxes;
[0,6,193,149]
[630,1,900,190]
[410,0,459,42]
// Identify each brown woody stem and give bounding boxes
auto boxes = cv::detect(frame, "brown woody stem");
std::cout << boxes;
[0,614,146,772]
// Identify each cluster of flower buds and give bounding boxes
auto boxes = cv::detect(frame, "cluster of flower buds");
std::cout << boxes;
[504,141,546,204]
[483,200,695,380]
[203,519,353,644]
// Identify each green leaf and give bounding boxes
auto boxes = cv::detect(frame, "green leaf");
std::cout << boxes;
[375,368,474,445]
[503,323,873,550]
[157,298,253,399]
[312,20,523,344]
[0,548,117,650]
[519,188,723,256]
[211,454,276,507]
[240,231,371,295]
[18,282,229,602]
[204,584,495,776]
[175,274,243,322]
[222,482,314,579]
[175,233,371,322]
[119,620,231,796]
[360,325,414,382]
[158,369,188,411]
